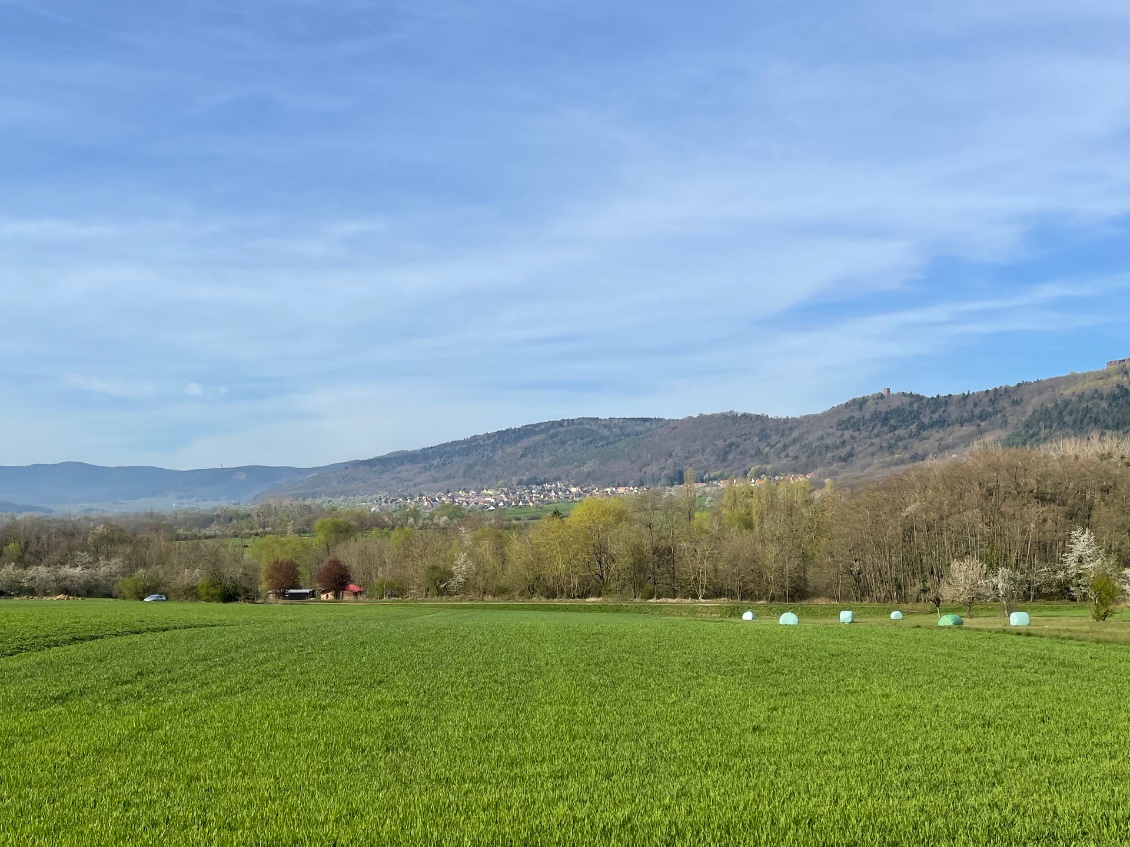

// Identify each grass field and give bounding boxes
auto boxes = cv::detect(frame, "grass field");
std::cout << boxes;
[501,501,580,521]
[3,601,1130,845]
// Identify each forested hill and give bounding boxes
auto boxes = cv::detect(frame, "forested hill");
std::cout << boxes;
[5,365,1129,511]
[264,363,1130,498]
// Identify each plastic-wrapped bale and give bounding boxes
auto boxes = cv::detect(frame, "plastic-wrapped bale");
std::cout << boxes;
[890,611,904,620]
[779,612,799,625]
[937,614,964,627]
[1009,611,1030,627]
[839,610,854,624]
[741,610,756,621]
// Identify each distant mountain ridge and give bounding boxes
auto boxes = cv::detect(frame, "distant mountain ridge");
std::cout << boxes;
[0,462,331,513]
[0,500,52,515]
[264,363,1130,499]
[4,364,1130,512]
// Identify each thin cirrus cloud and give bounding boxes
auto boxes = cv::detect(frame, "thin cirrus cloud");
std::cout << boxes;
[0,0,1128,468]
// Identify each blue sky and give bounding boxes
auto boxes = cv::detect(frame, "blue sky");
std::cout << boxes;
[2,0,1129,469]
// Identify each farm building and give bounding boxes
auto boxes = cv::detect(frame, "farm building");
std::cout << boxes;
[268,588,317,601]
[319,584,365,601]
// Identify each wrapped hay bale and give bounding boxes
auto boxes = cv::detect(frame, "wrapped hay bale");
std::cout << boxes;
[937,614,964,627]
[741,610,756,621]
[778,612,799,625]
[890,611,904,620]
[839,610,854,624]
[1009,611,1030,627]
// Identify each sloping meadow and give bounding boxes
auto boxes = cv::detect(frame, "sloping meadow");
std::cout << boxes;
[2,602,1129,845]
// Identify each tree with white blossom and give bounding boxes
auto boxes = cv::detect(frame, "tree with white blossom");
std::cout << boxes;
[1056,528,1125,620]
[983,566,1026,616]
[940,557,987,616]
[446,551,473,594]
[1060,528,1109,601]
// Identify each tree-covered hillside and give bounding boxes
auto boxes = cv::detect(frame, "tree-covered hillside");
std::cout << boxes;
[265,366,1130,497]
[7,365,1130,509]
[1006,385,1130,446]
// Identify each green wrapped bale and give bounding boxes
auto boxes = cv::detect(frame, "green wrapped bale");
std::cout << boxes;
[778,612,799,625]
[938,614,964,627]
[1009,611,1030,626]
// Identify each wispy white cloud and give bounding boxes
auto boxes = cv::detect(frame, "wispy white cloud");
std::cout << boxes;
[1,0,1128,467]
[63,376,156,401]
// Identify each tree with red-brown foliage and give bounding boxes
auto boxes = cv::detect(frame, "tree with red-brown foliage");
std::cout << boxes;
[265,559,300,594]
[316,558,352,599]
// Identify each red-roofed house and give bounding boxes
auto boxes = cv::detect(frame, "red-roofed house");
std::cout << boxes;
[319,583,365,601]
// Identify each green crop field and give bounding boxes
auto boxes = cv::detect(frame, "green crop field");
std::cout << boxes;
[3,602,1130,846]
[501,501,580,521]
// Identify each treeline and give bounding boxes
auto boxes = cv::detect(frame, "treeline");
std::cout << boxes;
[0,503,395,600]
[3,437,1130,605]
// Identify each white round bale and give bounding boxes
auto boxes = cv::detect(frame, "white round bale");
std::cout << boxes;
[839,610,854,624]
[890,610,904,620]
[779,612,799,625]
[741,610,755,621]
[1009,611,1030,627]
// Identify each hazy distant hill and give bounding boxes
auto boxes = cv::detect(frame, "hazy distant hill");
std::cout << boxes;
[0,500,52,515]
[0,462,329,513]
[264,363,1130,498]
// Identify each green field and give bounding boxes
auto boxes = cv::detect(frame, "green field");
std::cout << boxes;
[3,602,1130,845]
[501,501,580,521]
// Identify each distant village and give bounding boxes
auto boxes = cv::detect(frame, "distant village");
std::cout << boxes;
[360,473,816,514]
[367,482,642,512]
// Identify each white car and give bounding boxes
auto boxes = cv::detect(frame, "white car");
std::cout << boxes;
[142,594,167,602]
